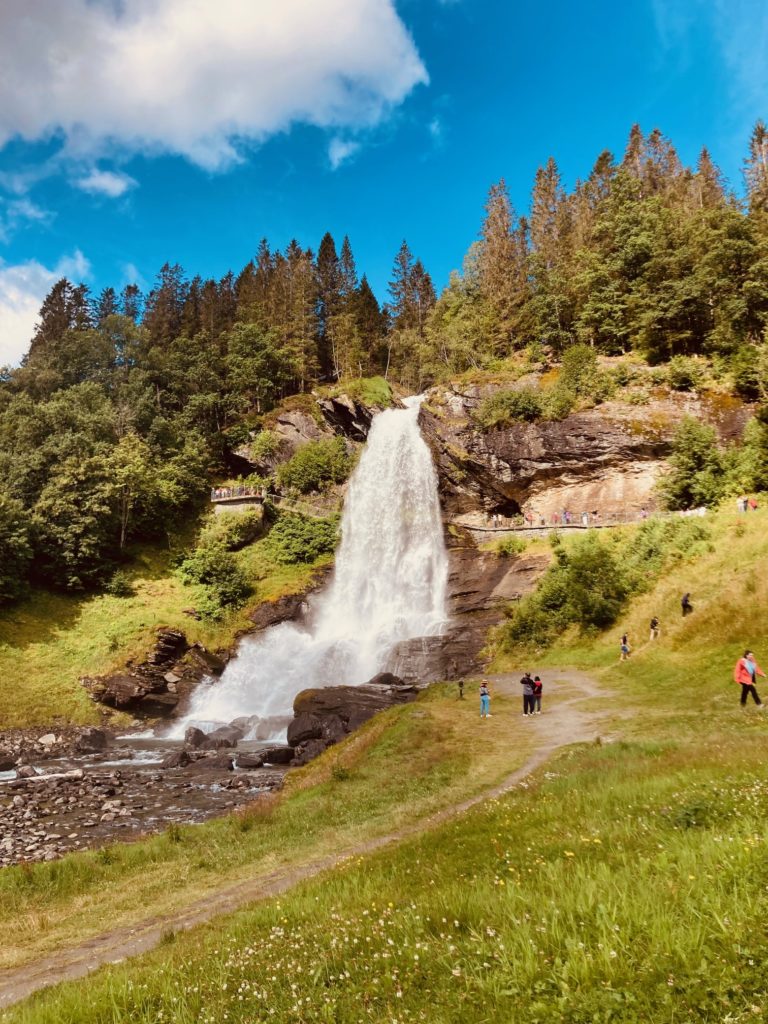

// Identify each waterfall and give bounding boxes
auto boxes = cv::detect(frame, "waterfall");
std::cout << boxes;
[172,396,448,740]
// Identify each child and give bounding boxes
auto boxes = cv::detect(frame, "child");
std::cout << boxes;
[533,675,543,714]
[479,681,491,718]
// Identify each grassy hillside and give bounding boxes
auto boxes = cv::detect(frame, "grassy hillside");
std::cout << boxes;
[0,538,331,727]
[5,507,768,1022]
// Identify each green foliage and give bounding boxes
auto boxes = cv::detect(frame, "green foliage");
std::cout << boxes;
[198,509,265,552]
[0,495,32,603]
[276,437,352,494]
[503,534,630,648]
[246,430,281,466]
[559,343,615,401]
[324,376,393,408]
[265,513,339,565]
[665,355,704,391]
[658,417,725,510]
[177,545,251,617]
[104,570,134,598]
[540,385,576,420]
[475,387,543,429]
[495,535,527,557]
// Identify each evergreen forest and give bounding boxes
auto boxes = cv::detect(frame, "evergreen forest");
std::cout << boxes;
[2,121,768,598]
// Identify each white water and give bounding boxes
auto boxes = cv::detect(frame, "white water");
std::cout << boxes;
[172,396,448,740]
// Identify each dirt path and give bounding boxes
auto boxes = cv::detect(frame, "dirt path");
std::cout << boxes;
[0,669,606,1011]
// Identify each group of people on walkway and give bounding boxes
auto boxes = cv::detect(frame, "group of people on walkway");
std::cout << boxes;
[477,674,543,718]
[211,485,265,501]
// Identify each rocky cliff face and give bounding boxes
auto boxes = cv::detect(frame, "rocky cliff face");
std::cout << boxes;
[420,385,750,523]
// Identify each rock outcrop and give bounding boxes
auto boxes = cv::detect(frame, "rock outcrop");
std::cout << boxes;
[288,673,419,765]
[82,628,226,718]
[420,386,751,522]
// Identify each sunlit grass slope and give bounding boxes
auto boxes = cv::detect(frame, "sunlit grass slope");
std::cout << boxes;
[0,540,331,727]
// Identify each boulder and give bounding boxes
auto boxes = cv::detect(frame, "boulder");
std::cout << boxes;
[200,725,243,750]
[160,750,191,769]
[259,745,295,765]
[188,645,227,676]
[74,727,110,754]
[184,726,207,749]
[287,712,322,746]
[292,738,329,766]
[235,753,265,769]
[15,765,37,779]
[0,749,16,772]
[38,733,57,747]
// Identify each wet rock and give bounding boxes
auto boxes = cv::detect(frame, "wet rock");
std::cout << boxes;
[15,765,38,779]
[200,725,243,750]
[234,753,265,769]
[287,712,322,746]
[184,727,207,749]
[74,727,110,754]
[0,749,16,772]
[38,733,57,747]
[259,745,295,766]
[188,645,227,676]
[160,750,191,769]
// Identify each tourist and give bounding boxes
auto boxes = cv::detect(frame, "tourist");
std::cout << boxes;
[733,650,766,709]
[620,634,630,661]
[650,616,660,641]
[737,496,747,514]
[479,680,491,718]
[681,592,693,617]
[533,675,543,714]
[581,511,589,527]
[458,678,464,700]
[749,497,758,512]
[520,672,535,716]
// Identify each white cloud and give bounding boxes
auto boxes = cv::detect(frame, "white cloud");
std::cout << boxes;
[328,138,361,170]
[0,251,90,366]
[0,0,428,172]
[75,169,138,197]
[0,197,52,243]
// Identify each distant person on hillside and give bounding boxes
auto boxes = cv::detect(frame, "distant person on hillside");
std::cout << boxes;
[733,650,766,708]
[681,593,693,617]
[479,681,491,718]
[650,616,660,641]
[749,498,758,512]
[620,634,630,661]
[520,672,535,716]
[458,678,464,700]
[737,496,748,514]
[533,675,543,714]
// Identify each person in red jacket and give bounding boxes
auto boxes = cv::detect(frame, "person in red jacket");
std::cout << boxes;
[733,651,767,708]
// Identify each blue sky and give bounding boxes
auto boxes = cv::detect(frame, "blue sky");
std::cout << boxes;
[0,0,766,364]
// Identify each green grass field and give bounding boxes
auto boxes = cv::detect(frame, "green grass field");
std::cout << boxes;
[4,507,768,1021]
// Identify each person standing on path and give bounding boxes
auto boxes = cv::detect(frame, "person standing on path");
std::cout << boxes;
[520,672,535,716]
[650,616,660,641]
[479,681,491,718]
[733,651,767,708]
[533,675,543,714]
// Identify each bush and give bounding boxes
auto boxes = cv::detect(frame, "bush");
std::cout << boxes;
[495,535,526,557]
[658,418,725,510]
[177,544,251,615]
[105,569,134,598]
[277,438,352,494]
[199,508,265,551]
[666,356,704,392]
[476,387,543,429]
[559,343,614,401]
[540,385,576,421]
[0,495,32,603]
[266,513,339,565]
[248,430,282,466]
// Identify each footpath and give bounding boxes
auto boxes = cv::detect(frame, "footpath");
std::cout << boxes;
[0,670,606,1010]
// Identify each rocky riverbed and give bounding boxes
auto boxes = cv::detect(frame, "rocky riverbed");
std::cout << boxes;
[0,728,287,868]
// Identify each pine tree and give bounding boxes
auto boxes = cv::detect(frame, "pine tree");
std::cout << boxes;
[339,236,358,301]
[692,147,726,210]
[94,287,119,325]
[477,179,529,348]
[316,233,341,377]
[745,120,768,215]
[143,264,188,347]
[120,284,143,323]
[27,279,74,360]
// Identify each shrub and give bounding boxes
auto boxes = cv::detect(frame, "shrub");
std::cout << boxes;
[177,544,251,615]
[658,418,725,510]
[476,387,543,429]
[0,495,32,603]
[560,343,614,401]
[495,535,526,557]
[266,513,339,565]
[540,385,576,420]
[666,355,704,392]
[248,429,282,466]
[277,438,352,494]
[105,569,134,598]
[199,508,265,551]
